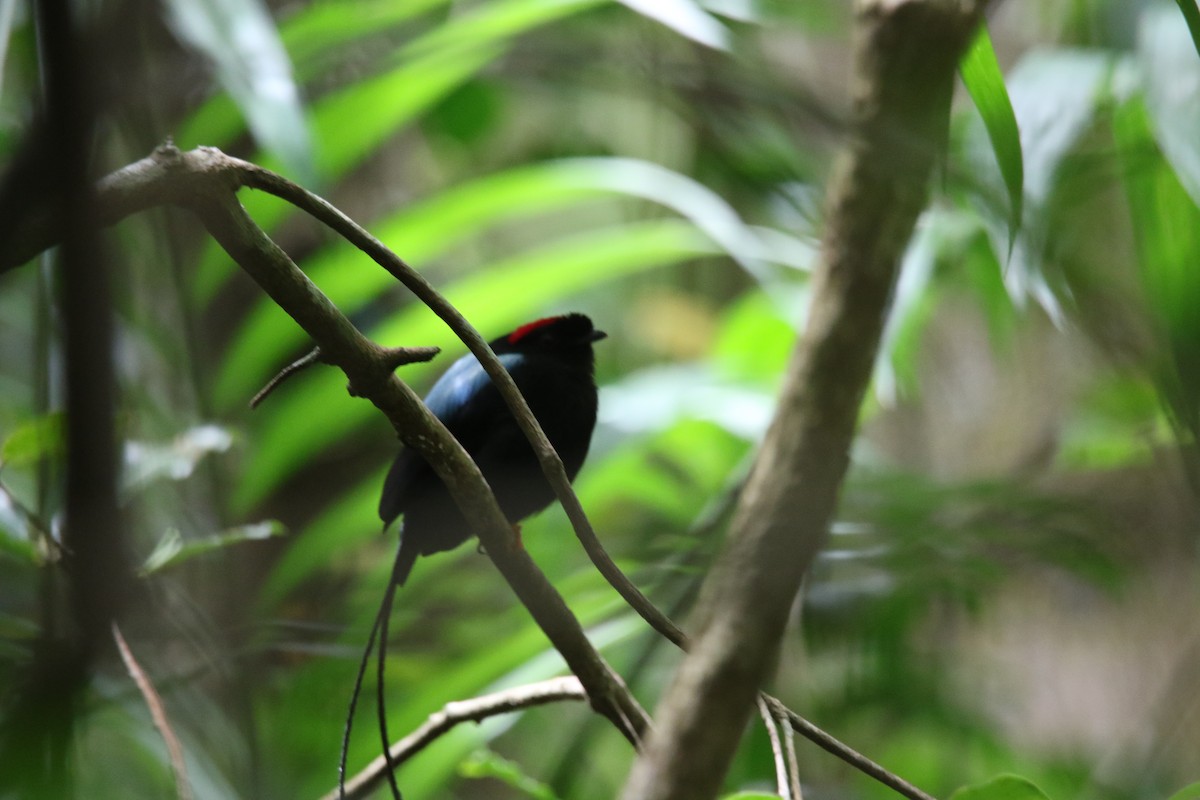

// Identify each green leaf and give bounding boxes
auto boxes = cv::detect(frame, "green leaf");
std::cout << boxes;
[0,519,36,565]
[601,365,775,441]
[950,775,1051,800]
[961,25,1023,253]
[1173,0,1200,62]
[1140,5,1200,208]
[1167,781,1200,800]
[257,478,378,607]
[1,413,65,466]
[458,748,563,800]
[190,42,500,300]
[711,289,799,387]
[189,0,608,301]
[122,424,234,493]
[281,0,452,68]
[957,50,1109,320]
[140,521,285,575]
[1114,94,1200,436]
[164,0,313,182]
[720,794,780,800]
[615,0,729,50]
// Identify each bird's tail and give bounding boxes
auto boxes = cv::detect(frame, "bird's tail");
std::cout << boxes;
[337,531,416,799]
[391,535,418,587]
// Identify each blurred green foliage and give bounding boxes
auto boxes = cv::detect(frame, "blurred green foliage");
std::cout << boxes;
[1,0,1200,798]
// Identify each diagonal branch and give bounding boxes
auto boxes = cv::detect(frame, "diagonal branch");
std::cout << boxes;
[112,623,193,800]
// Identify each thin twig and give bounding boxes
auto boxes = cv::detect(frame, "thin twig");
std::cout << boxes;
[251,345,440,408]
[112,623,193,800]
[777,700,802,800]
[375,580,402,800]
[338,583,388,800]
[323,677,586,800]
[758,695,790,800]
[250,347,324,409]
[766,696,935,800]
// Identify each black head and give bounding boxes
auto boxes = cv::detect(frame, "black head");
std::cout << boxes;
[491,313,607,357]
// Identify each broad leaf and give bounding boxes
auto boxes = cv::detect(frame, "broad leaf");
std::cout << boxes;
[950,774,1051,800]
[960,26,1023,252]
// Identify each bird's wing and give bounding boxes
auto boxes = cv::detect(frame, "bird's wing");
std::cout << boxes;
[423,352,523,449]
[378,352,522,524]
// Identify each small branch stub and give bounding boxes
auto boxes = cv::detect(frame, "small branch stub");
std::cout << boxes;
[250,344,440,408]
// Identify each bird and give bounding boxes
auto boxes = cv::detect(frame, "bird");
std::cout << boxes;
[379,312,607,586]
[340,314,607,800]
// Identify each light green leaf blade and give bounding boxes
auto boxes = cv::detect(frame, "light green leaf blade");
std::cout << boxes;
[1167,781,1200,800]
[958,49,1110,320]
[458,749,562,800]
[950,774,1051,800]
[1173,0,1200,61]
[190,0,609,301]
[1114,94,1200,436]
[1140,4,1200,208]
[141,521,285,575]
[616,0,729,49]
[960,25,1023,252]
[164,0,313,181]
[281,0,452,68]
[190,43,500,301]
[1,413,64,466]
[122,424,234,493]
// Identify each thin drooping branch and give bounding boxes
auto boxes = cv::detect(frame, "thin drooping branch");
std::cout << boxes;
[323,677,587,800]
[777,701,802,800]
[758,695,791,800]
[767,697,934,800]
[112,623,193,800]
[621,2,990,799]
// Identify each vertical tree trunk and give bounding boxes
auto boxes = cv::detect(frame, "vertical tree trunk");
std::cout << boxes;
[621,2,990,798]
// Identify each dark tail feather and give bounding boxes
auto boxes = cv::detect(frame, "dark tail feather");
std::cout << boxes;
[338,538,414,798]
[376,579,402,799]
[338,584,386,799]
[391,537,418,587]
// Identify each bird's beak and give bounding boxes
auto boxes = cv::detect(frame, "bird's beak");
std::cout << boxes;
[589,329,608,342]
